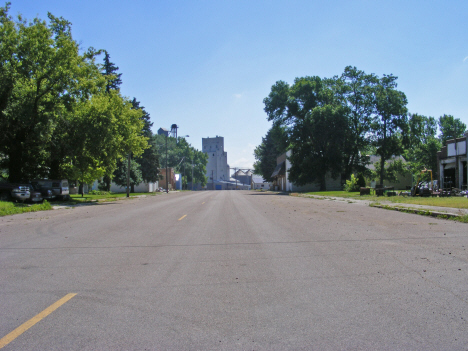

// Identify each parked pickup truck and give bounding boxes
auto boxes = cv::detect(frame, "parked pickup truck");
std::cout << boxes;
[0,182,43,202]
[30,179,70,200]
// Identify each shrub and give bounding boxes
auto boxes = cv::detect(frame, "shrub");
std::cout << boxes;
[344,174,362,192]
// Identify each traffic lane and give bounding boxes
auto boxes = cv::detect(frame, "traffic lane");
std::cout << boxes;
[0,191,224,350]
[0,190,216,295]
[0,192,215,347]
[1,190,467,349]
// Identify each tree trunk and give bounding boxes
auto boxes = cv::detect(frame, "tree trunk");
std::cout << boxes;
[8,145,23,183]
[103,175,111,192]
[379,155,385,186]
[49,158,61,179]
[319,173,327,191]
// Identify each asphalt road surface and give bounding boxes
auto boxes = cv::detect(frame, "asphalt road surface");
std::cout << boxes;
[0,191,467,350]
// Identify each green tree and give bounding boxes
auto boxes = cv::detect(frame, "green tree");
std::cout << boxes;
[137,138,160,184]
[130,98,159,184]
[190,149,208,187]
[0,4,104,182]
[263,76,347,190]
[102,50,122,93]
[336,66,377,179]
[438,114,466,146]
[113,157,143,191]
[288,104,347,190]
[371,74,408,185]
[404,114,441,178]
[153,134,207,188]
[131,98,153,138]
[253,123,288,181]
[62,92,147,195]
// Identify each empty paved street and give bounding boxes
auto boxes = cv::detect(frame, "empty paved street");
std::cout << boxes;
[0,191,467,350]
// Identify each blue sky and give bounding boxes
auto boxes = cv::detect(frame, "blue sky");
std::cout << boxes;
[9,0,468,169]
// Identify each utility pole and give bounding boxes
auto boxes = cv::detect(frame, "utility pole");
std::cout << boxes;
[211,170,214,190]
[126,153,130,198]
[165,134,169,194]
[191,157,194,191]
[235,168,237,190]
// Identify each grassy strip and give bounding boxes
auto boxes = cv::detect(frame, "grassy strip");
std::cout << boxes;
[303,191,468,209]
[0,200,52,216]
[369,203,468,223]
[69,192,158,203]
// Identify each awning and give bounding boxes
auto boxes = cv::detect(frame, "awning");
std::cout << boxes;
[271,161,285,178]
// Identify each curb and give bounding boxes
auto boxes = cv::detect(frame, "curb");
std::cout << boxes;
[369,204,462,219]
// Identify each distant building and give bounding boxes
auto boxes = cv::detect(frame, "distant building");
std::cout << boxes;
[158,127,169,137]
[232,169,252,186]
[251,175,270,190]
[203,136,230,185]
[367,155,412,189]
[271,150,341,191]
[159,168,176,190]
[437,132,468,189]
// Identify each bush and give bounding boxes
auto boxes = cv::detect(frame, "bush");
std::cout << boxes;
[344,174,364,192]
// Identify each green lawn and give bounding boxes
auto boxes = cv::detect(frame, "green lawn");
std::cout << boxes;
[69,192,159,203]
[302,191,468,209]
[0,200,52,216]
[0,192,159,216]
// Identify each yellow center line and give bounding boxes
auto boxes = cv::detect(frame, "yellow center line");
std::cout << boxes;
[178,214,187,221]
[202,202,205,204]
[0,293,77,349]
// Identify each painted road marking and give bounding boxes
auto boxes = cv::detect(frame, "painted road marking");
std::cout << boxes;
[178,215,187,221]
[202,202,205,204]
[0,293,77,349]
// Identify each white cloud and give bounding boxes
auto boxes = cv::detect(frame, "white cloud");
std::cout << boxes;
[464,56,468,62]
[234,93,242,99]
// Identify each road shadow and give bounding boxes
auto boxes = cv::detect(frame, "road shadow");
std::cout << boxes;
[244,192,290,196]
[53,201,123,209]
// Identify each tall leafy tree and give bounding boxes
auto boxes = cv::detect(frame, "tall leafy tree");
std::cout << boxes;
[100,51,123,190]
[113,157,143,191]
[403,113,440,178]
[288,104,347,190]
[264,76,347,190]
[62,91,147,195]
[129,98,160,185]
[0,4,104,182]
[438,114,466,146]
[371,74,408,185]
[335,66,377,179]
[137,137,160,184]
[253,123,288,181]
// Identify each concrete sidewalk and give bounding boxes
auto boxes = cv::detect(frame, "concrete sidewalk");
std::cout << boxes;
[300,193,468,218]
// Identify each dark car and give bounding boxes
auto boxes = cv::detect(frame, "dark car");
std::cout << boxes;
[30,181,54,200]
[30,179,70,200]
[24,184,43,203]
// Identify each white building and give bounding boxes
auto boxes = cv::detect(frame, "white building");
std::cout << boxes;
[203,136,230,182]
[272,150,341,191]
